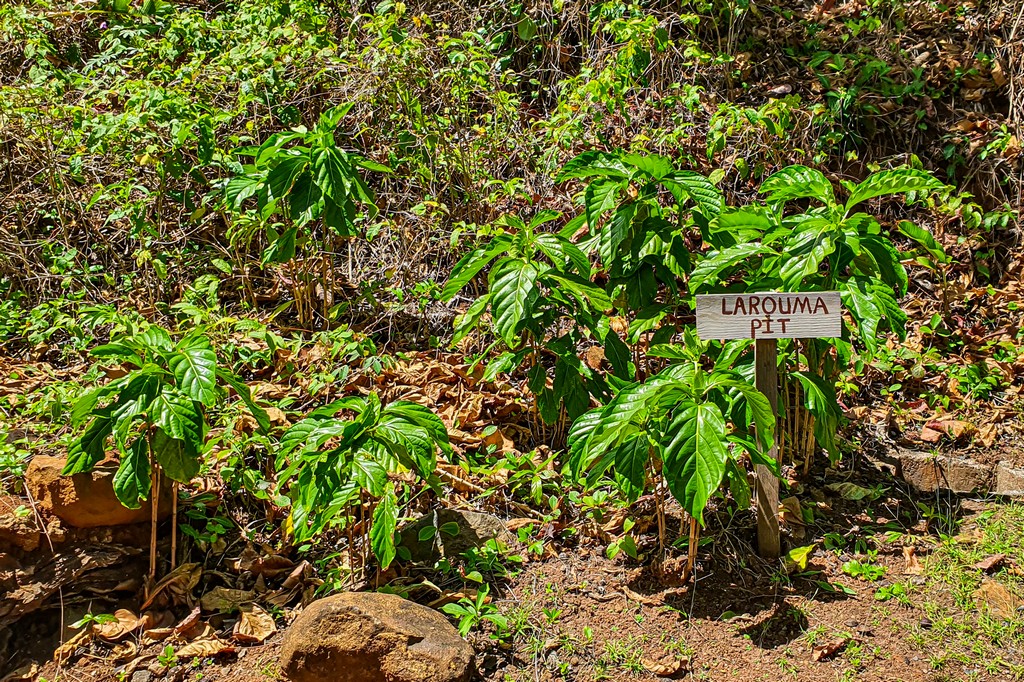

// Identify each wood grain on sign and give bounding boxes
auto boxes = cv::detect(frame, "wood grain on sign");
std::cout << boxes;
[696,292,842,340]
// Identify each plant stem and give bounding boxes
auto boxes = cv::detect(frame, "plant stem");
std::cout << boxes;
[149,460,159,588]
[170,482,178,571]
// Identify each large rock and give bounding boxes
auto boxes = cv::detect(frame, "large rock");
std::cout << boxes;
[994,462,1024,497]
[896,451,992,494]
[280,591,474,682]
[25,456,172,528]
[398,509,514,564]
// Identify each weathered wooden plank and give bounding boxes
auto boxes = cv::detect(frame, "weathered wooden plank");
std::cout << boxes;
[754,338,781,560]
[696,291,842,340]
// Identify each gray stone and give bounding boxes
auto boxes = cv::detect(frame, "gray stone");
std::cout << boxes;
[896,451,992,494]
[398,509,514,564]
[280,591,474,682]
[994,462,1024,497]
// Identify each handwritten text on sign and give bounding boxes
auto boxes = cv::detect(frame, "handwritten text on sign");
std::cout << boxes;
[696,292,842,340]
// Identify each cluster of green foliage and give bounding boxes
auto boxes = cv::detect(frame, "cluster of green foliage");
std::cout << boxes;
[445,151,943,523]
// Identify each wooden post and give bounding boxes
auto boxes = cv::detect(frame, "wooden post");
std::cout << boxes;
[754,338,780,559]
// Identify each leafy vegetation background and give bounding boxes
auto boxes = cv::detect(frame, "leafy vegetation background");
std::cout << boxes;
[2,0,1024,679]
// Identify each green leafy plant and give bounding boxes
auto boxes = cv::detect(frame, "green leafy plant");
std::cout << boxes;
[275,393,451,568]
[568,330,777,564]
[442,210,610,422]
[842,557,887,581]
[440,585,508,637]
[67,323,268,509]
[225,104,391,326]
[70,612,118,630]
[692,164,944,464]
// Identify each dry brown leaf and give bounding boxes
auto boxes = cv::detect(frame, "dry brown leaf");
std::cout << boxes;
[978,423,997,448]
[481,428,515,453]
[974,578,1022,619]
[53,626,93,662]
[973,554,1005,573]
[201,587,256,614]
[174,606,202,635]
[903,546,924,575]
[95,608,142,641]
[140,562,201,610]
[505,518,538,532]
[621,585,663,606]
[232,546,295,578]
[811,637,849,662]
[584,346,605,370]
[642,656,687,677]
[176,635,235,659]
[232,604,276,644]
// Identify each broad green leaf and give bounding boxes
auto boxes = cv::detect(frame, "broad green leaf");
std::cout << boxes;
[150,388,203,446]
[352,156,392,174]
[488,258,539,346]
[553,356,590,421]
[841,279,883,355]
[288,171,323,224]
[555,150,631,182]
[151,428,200,483]
[712,377,776,453]
[897,220,948,264]
[440,237,511,301]
[598,203,638,267]
[381,401,452,456]
[567,409,603,480]
[708,208,773,248]
[216,369,271,434]
[612,435,648,502]
[313,146,353,203]
[370,483,398,569]
[622,153,673,180]
[760,165,836,207]
[65,414,113,475]
[453,294,491,345]
[603,330,632,380]
[266,154,308,202]
[545,272,612,312]
[91,343,144,366]
[663,401,729,524]
[779,227,835,289]
[169,347,218,407]
[112,437,151,509]
[224,174,263,209]
[351,452,387,496]
[262,226,297,265]
[860,235,908,296]
[534,234,591,277]
[661,171,724,218]
[724,458,751,509]
[584,178,625,229]
[844,169,942,214]
[71,384,117,427]
[136,326,173,353]
[689,243,775,293]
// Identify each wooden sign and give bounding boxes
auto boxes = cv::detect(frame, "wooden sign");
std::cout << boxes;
[696,292,841,340]
[694,291,844,560]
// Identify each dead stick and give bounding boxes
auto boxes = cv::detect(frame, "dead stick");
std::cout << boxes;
[149,465,159,588]
[170,482,178,571]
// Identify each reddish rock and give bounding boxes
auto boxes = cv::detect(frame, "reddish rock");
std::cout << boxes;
[280,591,474,682]
[995,462,1024,497]
[897,451,992,494]
[25,456,172,528]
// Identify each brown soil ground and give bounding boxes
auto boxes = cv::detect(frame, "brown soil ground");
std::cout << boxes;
[23,460,1024,682]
